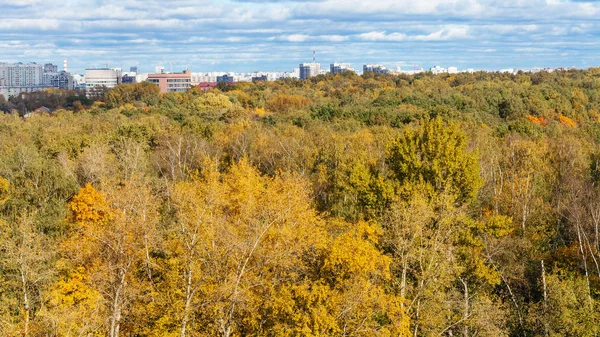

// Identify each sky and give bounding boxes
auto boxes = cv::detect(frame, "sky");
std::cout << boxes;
[1,0,600,74]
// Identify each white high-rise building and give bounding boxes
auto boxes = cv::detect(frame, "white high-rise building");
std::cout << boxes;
[330,63,354,74]
[430,66,446,74]
[0,62,44,87]
[299,63,321,80]
[0,62,47,98]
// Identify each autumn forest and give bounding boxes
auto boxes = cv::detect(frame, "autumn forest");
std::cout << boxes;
[2,69,600,336]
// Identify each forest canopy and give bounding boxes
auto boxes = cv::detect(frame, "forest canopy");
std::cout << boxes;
[2,68,600,336]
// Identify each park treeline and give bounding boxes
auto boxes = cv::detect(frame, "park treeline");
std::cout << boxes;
[2,69,600,336]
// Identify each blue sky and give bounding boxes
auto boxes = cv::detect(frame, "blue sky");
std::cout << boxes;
[1,0,600,73]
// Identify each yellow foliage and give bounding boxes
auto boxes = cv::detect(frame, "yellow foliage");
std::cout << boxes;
[91,101,105,109]
[254,107,266,117]
[192,92,233,111]
[0,176,8,205]
[266,94,312,112]
[68,183,112,225]
[45,267,104,336]
[324,221,391,280]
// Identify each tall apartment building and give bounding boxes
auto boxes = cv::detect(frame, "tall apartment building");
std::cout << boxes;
[147,70,192,93]
[42,71,74,90]
[85,68,122,97]
[0,62,47,98]
[299,63,320,80]
[216,74,234,83]
[363,64,389,74]
[330,63,354,74]
[0,62,44,87]
[252,75,268,82]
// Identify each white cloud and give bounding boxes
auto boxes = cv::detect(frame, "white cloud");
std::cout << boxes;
[0,19,61,30]
[358,28,469,42]
[318,35,349,42]
[0,0,599,72]
[277,34,310,42]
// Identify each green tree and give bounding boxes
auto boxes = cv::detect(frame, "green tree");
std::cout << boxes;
[387,118,482,204]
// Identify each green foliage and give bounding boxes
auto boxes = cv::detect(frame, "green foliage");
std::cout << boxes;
[103,81,161,109]
[387,118,482,204]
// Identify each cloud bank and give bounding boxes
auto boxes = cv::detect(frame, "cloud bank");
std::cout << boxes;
[0,0,599,72]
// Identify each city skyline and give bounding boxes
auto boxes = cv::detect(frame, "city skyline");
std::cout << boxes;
[1,0,600,73]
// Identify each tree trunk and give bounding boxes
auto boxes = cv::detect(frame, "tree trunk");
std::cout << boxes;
[575,222,593,303]
[110,272,125,337]
[20,268,29,337]
[413,298,420,337]
[501,273,526,337]
[460,278,469,337]
[541,260,549,337]
[181,258,194,337]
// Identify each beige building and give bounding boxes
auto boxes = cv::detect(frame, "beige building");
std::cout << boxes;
[85,68,122,97]
[147,70,192,93]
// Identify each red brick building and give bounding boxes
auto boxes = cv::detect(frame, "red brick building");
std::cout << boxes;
[147,70,192,93]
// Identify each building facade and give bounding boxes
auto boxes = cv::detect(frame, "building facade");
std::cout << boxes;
[44,63,58,73]
[299,63,321,80]
[42,71,74,90]
[216,74,234,83]
[0,62,59,98]
[0,62,44,87]
[363,64,389,74]
[147,70,192,93]
[85,68,122,97]
[122,73,137,84]
[330,63,354,74]
[252,75,268,82]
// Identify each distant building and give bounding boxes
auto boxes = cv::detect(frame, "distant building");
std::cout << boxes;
[85,68,123,97]
[363,64,389,74]
[122,74,137,84]
[330,63,354,74]
[217,74,234,83]
[499,68,515,74]
[130,66,138,73]
[197,82,218,91]
[44,63,58,73]
[1,86,44,99]
[252,75,268,82]
[147,69,192,93]
[430,66,446,75]
[0,62,48,98]
[448,67,459,74]
[39,63,75,90]
[155,66,165,74]
[0,62,44,87]
[299,63,320,80]
[42,71,74,90]
[72,74,85,90]
[33,106,51,114]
